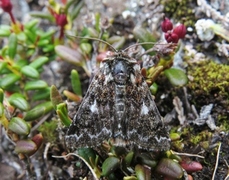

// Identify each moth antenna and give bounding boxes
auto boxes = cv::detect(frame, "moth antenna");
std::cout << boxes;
[66,34,118,52]
[123,42,158,52]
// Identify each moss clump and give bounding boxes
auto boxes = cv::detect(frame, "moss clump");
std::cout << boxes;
[38,121,58,142]
[160,0,196,27]
[188,61,229,96]
[187,60,229,128]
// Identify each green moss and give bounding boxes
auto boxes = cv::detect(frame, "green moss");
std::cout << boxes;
[188,61,229,96]
[187,60,229,128]
[218,115,229,131]
[189,130,212,145]
[160,0,196,27]
[38,120,58,142]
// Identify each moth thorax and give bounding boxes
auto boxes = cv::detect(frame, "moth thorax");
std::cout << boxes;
[113,60,128,84]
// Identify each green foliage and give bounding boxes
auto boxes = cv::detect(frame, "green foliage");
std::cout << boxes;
[0,0,69,159]
[164,68,188,86]
[75,143,188,179]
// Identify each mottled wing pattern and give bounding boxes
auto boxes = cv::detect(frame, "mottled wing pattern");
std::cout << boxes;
[65,52,170,151]
[65,61,115,150]
[125,66,170,151]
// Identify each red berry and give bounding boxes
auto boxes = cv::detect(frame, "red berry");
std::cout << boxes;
[161,17,173,33]
[165,32,179,43]
[173,24,186,39]
[0,0,12,13]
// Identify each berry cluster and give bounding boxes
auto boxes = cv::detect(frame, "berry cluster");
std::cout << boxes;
[161,17,186,43]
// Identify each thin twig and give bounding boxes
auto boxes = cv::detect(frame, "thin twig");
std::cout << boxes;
[53,153,99,180]
[44,142,51,160]
[212,142,222,180]
[172,151,205,159]
[31,113,51,132]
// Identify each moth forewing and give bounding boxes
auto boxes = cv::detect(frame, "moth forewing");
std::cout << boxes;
[65,40,170,151]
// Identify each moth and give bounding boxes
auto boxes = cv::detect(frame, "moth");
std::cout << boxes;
[65,38,171,151]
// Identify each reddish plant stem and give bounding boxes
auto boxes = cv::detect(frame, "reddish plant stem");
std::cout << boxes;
[9,11,16,24]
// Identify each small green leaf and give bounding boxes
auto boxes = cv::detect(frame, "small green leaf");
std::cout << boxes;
[21,65,39,79]
[17,32,27,41]
[0,102,8,128]
[24,80,48,90]
[0,29,10,37]
[15,59,28,68]
[124,151,134,167]
[37,39,49,46]
[80,43,92,54]
[39,29,55,39]
[56,103,72,126]
[14,140,37,156]
[136,153,157,168]
[9,117,30,135]
[0,102,4,117]
[29,56,49,69]
[69,0,84,20]
[42,44,54,53]
[71,69,82,96]
[135,164,145,180]
[149,82,158,95]
[30,11,54,21]
[102,156,120,176]
[24,19,39,30]
[170,133,181,141]
[0,88,4,103]
[78,148,97,167]
[57,109,72,127]
[8,33,17,59]
[0,25,11,37]
[0,61,8,73]
[8,93,30,111]
[123,176,137,180]
[24,29,36,43]
[0,73,20,89]
[56,103,68,117]
[32,87,50,101]
[164,68,188,86]
[24,101,53,121]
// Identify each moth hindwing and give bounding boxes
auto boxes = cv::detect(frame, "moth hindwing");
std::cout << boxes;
[65,51,170,151]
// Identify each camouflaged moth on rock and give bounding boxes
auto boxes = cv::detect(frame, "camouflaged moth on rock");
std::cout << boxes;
[65,37,171,151]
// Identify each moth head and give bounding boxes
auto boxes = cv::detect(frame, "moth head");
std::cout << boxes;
[112,59,129,84]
